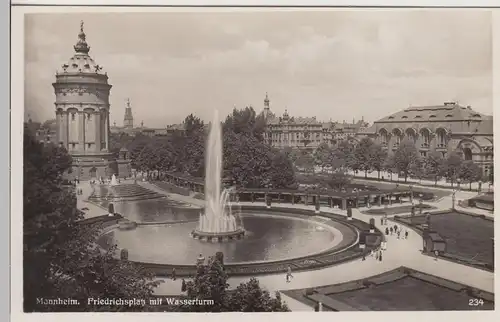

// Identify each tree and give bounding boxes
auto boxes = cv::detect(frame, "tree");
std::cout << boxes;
[325,170,352,191]
[443,152,462,187]
[370,144,387,180]
[383,156,396,181]
[223,106,266,142]
[333,140,356,172]
[266,151,297,189]
[423,151,445,186]
[183,114,205,137]
[294,150,315,174]
[313,142,332,173]
[181,258,229,312]
[23,127,160,312]
[392,138,420,182]
[223,131,296,188]
[409,157,424,183]
[227,278,290,312]
[352,137,375,178]
[180,254,290,312]
[459,161,483,191]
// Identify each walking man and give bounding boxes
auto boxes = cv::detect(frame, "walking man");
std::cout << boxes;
[390,227,393,235]
[405,230,409,239]
[171,267,177,281]
[397,231,401,239]
[380,217,384,226]
[286,265,293,283]
[385,227,389,235]
[379,251,383,262]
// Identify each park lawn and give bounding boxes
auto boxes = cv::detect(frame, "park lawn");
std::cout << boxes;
[329,276,493,311]
[430,212,494,267]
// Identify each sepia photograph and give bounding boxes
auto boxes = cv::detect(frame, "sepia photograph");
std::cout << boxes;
[17,6,495,314]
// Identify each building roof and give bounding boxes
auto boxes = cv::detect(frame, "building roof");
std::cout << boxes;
[375,102,490,124]
[57,21,106,76]
[267,113,322,126]
[364,102,493,135]
[330,120,369,132]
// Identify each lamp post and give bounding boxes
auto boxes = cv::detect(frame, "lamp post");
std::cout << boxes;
[409,184,414,204]
[419,193,423,214]
[457,178,461,191]
[452,189,457,210]
[353,188,358,208]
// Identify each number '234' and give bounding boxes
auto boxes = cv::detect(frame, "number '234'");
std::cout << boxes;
[469,298,484,306]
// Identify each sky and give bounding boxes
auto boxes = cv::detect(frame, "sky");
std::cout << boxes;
[24,9,492,127]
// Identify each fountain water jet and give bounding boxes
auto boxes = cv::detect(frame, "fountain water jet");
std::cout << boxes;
[191,110,245,242]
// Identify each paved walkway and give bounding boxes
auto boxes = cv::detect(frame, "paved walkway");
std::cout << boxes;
[151,201,494,306]
[76,181,107,218]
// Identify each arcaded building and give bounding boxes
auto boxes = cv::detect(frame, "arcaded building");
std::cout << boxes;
[359,102,493,176]
[53,22,131,180]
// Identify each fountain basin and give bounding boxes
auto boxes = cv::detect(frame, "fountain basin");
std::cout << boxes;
[191,228,245,243]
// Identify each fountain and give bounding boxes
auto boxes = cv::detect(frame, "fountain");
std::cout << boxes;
[191,110,245,243]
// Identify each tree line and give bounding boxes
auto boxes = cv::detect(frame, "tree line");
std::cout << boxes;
[291,137,488,190]
[111,107,296,189]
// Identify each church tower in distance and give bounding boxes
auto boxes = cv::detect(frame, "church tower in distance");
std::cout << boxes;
[123,98,134,129]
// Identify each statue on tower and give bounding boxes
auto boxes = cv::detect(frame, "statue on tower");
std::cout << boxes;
[74,20,90,54]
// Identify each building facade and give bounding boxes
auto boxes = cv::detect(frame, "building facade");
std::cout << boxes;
[359,102,493,176]
[53,22,131,180]
[262,93,368,150]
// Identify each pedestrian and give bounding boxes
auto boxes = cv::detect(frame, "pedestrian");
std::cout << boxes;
[362,252,366,261]
[385,227,389,235]
[390,227,393,235]
[375,252,379,261]
[434,250,439,261]
[380,218,384,226]
[286,265,293,283]
[314,302,323,312]
[397,231,400,239]
[405,230,409,239]
[171,267,176,281]
[379,251,383,262]
[181,279,186,292]
[393,224,398,232]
